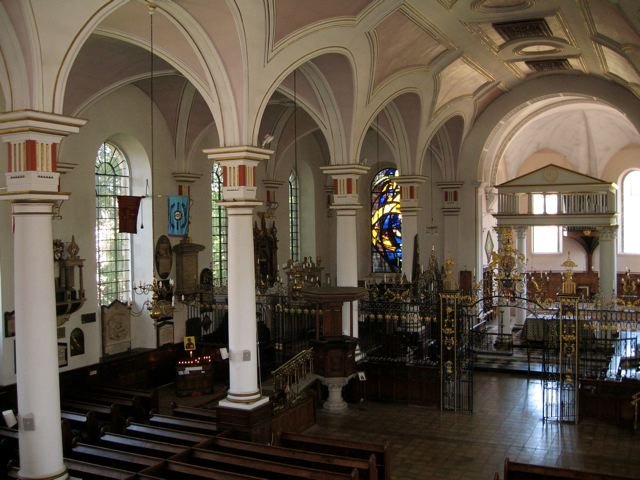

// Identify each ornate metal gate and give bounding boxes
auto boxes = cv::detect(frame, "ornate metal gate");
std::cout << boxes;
[542,295,579,423]
[440,291,473,412]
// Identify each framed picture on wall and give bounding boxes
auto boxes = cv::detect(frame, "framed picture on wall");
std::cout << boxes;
[58,343,68,368]
[4,311,15,338]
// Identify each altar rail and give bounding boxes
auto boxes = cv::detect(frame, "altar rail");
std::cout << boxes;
[358,300,439,364]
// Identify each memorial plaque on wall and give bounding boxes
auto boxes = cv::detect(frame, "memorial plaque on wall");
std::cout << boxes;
[157,321,174,347]
[174,240,205,298]
[101,300,131,356]
[70,328,85,356]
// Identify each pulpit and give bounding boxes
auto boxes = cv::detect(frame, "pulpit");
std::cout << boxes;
[301,286,368,411]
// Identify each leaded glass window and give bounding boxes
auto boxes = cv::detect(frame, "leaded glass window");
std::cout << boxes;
[371,167,402,273]
[95,142,131,305]
[289,171,300,262]
[211,163,228,285]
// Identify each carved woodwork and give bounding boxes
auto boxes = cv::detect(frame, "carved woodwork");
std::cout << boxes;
[254,212,278,289]
[54,236,85,325]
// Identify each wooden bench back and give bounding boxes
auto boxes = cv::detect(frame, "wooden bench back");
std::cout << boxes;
[504,458,637,480]
[202,436,376,480]
[278,432,389,480]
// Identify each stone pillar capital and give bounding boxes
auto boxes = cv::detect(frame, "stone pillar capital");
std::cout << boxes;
[204,146,273,202]
[598,225,618,241]
[396,175,426,211]
[514,225,528,239]
[321,164,369,207]
[437,181,464,216]
[0,110,87,143]
[0,110,86,193]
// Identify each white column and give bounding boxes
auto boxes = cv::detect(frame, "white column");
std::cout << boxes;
[335,207,359,336]
[225,205,262,402]
[396,176,426,281]
[515,226,528,327]
[321,165,369,337]
[598,226,618,303]
[204,146,272,409]
[0,111,85,480]
[12,202,68,480]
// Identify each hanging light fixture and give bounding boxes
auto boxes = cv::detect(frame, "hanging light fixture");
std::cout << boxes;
[133,1,175,321]
[293,69,298,178]
[148,1,156,185]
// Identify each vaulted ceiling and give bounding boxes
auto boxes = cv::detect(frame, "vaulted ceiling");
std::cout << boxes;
[40,0,640,177]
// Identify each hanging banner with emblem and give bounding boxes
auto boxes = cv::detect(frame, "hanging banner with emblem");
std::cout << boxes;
[168,195,189,236]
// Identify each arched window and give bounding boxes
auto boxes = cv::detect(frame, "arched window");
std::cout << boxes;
[95,142,131,305]
[371,167,402,273]
[622,170,640,253]
[211,163,228,285]
[288,171,300,262]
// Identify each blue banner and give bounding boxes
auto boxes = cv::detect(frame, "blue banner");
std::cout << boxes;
[168,195,189,236]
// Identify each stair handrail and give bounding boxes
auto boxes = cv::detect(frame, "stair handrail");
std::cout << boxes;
[271,347,314,407]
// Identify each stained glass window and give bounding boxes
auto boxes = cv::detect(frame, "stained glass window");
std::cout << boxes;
[371,167,402,273]
[211,163,228,285]
[95,142,131,305]
[289,171,300,262]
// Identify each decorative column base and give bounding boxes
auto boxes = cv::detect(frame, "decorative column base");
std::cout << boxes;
[216,397,272,443]
[321,376,353,413]
[19,468,69,480]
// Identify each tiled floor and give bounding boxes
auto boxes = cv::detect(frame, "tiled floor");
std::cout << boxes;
[307,372,640,480]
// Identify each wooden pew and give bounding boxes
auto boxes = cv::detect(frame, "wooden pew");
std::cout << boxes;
[1,421,74,456]
[64,390,146,421]
[171,402,218,422]
[148,413,217,436]
[125,421,210,446]
[90,384,158,413]
[172,448,358,480]
[200,436,377,480]
[64,457,138,480]
[0,427,19,473]
[503,458,636,479]
[62,398,125,434]
[138,460,267,479]
[70,443,159,472]
[61,410,100,443]
[7,461,165,480]
[98,432,184,459]
[277,432,390,480]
